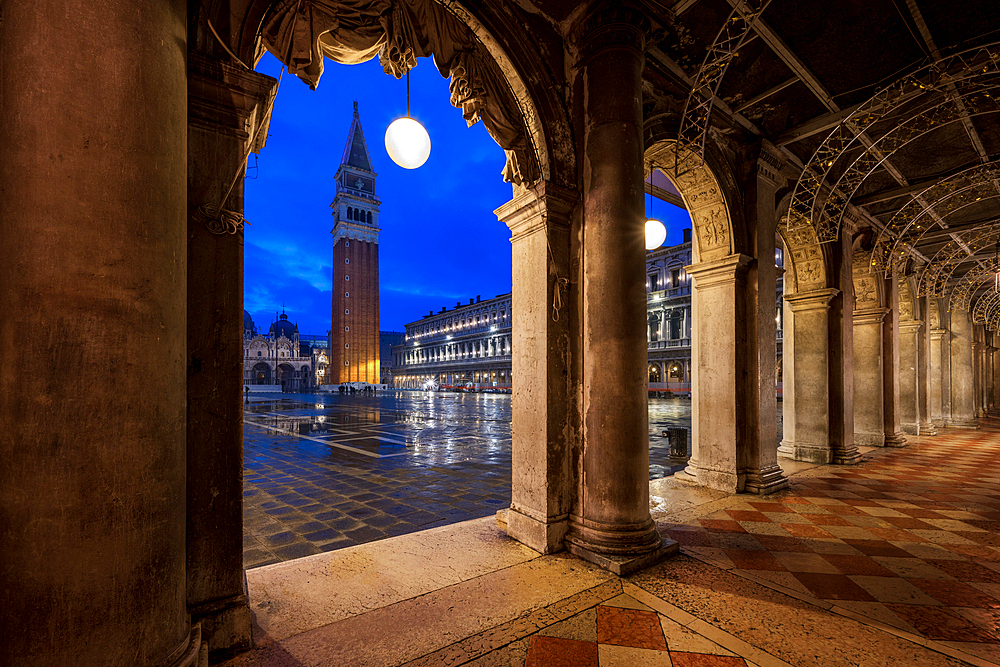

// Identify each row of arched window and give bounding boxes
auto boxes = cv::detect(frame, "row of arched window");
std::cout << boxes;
[347,207,372,224]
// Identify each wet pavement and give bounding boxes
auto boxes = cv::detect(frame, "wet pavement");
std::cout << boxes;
[243,392,783,569]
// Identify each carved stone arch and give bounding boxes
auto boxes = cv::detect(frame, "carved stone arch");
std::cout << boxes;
[643,139,735,263]
[224,0,575,187]
[776,215,829,295]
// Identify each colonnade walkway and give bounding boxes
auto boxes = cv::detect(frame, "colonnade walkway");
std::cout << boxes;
[222,421,1000,667]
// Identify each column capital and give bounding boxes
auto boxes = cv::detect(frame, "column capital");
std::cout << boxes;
[756,141,786,186]
[685,253,752,287]
[899,319,924,333]
[784,288,839,312]
[853,307,889,325]
[930,328,948,340]
[495,180,578,239]
[570,2,648,62]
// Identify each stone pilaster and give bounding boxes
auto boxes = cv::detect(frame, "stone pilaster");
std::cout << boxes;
[0,0,193,664]
[829,232,861,464]
[882,277,907,445]
[916,309,937,435]
[948,309,979,428]
[853,308,888,446]
[929,328,947,427]
[186,53,276,660]
[899,319,921,434]
[778,289,838,463]
[564,6,676,575]
[495,181,577,555]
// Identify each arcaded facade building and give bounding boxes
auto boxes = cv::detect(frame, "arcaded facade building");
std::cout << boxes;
[329,103,381,384]
[7,1,1000,664]
[392,294,514,389]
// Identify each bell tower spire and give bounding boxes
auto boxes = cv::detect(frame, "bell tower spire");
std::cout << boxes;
[329,103,381,384]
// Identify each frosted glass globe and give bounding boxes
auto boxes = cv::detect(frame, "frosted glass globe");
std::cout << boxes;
[385,117,431,169]
[645,218,667,250]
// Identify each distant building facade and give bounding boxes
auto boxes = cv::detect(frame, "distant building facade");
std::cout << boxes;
[391,294,512,390]
[379,331,405,385]
[243,310,314,391]
[390,234,784,392]
[329,102,380,384]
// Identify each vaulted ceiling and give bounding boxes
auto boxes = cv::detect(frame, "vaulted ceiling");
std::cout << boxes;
[629,0,1000,314]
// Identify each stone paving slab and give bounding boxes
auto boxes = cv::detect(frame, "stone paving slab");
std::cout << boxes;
[243,392,701,569]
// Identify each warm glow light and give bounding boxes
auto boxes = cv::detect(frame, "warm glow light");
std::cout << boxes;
[645,218,667,250]
[385,117,431,169]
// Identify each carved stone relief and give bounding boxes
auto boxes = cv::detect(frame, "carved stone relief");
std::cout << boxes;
[778,216,826,293]
[645,140,732,262]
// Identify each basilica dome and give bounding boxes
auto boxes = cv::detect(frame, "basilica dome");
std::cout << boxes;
[243,310,254,333]
[270,311,297,340]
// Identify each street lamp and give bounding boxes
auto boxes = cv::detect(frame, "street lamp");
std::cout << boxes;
[385,71,430,169]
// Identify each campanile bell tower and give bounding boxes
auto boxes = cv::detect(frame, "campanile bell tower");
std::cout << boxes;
[330,102,380,383]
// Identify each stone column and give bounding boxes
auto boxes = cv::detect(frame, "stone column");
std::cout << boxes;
[881,276,907,445]
[778,289,838,462]
[565,8,675,574]
[853,308,888,446]
[185,54,275,660]
[899,319,921,434]
[973,333,984,418]
[949,309,979,428]
[829,233,861,464]
[680,254,784,492]
[0,0,194,665]
[992,338,1000,415]
[916,310,937,435]
[929,327,947,426]
[495,181,576,554]
[741,150,788,495]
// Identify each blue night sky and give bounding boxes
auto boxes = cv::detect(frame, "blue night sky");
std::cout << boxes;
[244,52,691,335]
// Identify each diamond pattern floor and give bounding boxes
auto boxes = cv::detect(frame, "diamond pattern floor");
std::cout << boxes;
[660,418,1000,661]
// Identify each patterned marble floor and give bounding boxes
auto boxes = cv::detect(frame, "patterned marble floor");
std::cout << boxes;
[657,418,1000,665]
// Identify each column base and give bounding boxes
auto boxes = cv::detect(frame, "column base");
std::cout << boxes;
[946,418,980,429]
[777,441,831,464]
[673,465,741,493]
[503,506,568,555]
[566,539,678,576]
[918,421,938,436]
[743,464,788,495]
[855,431,885,447]
[565,515,676,575]
[883,432,908,447]
[832,446,863,465]
[164,623,207,667]
[189,592,251,662]
[901,422,919,435]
